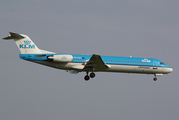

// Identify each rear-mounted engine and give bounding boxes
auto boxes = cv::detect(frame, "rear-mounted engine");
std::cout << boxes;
[47,55,73,62]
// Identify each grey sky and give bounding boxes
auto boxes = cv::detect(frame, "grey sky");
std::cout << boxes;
[0,0,179,120]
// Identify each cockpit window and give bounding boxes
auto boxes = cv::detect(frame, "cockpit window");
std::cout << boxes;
[160,62,165,65]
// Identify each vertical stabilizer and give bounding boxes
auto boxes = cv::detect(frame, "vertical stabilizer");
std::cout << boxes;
[3,32,41,54]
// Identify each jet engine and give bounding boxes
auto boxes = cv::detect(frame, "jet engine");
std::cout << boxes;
[47,55,73,62]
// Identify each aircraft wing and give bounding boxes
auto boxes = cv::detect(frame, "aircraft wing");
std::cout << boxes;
[82,54,108,71]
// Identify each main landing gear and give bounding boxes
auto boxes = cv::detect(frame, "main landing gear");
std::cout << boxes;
[84,72,96,81]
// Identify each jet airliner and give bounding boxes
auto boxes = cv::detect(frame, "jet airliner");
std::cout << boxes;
[3,32,173,81]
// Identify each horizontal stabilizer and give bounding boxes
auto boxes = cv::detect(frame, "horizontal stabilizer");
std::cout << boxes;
[3,32,42,54]
[3,32,25,40]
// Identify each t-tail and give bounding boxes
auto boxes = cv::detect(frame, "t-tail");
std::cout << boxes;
[3,32,41,54]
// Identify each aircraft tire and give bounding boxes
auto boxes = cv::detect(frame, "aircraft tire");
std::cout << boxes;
[90,73,95,78]
[84,75,90,81]
[153,78,157,81]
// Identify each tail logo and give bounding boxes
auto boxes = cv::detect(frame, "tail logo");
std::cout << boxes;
[19,40,35,49]
[24,40,31,45]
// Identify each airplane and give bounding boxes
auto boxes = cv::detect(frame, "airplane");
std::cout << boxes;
[3,32,173,81]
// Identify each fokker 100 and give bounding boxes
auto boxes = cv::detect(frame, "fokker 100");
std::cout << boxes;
[3,32,173,81]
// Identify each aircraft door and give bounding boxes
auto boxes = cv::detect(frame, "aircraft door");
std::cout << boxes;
[153,61,164,72]
[153,61,158,69]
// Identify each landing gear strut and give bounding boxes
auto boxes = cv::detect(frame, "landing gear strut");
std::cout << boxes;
[84,71,90,81]
[84,72,96,81]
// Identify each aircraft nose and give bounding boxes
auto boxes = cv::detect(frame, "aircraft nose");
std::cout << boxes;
[170,68,173,73]
[166,68,173,73]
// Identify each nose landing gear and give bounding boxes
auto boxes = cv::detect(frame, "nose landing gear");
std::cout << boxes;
[153,77,157,81]
[153,74,158,81]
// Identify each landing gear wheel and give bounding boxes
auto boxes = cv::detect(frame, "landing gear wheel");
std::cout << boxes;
[84,75,90,81]
[153,78,157,81]
[90,73,95,78]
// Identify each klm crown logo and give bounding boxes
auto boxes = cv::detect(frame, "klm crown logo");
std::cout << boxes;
[19,39,35,49]
[142,59,151,62]
[24,40,31,45]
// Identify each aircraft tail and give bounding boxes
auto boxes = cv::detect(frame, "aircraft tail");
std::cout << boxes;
[3,32,41,54]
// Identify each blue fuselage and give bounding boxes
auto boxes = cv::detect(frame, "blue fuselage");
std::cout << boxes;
[19,53,172,74]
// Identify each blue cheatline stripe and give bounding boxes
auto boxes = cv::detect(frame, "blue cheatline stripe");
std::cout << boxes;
[19,53,171,68]
[71,61,163,68]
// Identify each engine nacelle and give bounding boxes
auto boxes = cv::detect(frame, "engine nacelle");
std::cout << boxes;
[47,55,73,62]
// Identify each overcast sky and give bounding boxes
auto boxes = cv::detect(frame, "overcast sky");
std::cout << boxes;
[0,0,179,120]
